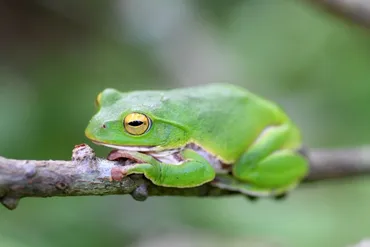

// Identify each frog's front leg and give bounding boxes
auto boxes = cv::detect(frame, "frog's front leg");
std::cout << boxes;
[110,149,216,188]
[231,124,309,196]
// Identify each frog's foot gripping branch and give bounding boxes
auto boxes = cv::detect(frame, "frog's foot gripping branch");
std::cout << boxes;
[1,144,370,210]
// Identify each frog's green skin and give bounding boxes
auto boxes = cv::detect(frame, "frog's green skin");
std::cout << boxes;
[85,83,308,196]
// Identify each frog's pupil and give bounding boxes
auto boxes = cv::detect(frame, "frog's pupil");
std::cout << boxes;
[129,120,143,127]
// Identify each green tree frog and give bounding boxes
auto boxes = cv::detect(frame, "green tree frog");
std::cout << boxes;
[85,83,308,197]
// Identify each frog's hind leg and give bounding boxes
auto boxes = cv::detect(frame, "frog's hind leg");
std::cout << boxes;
[228,123,308,197]
[211,174,297,200]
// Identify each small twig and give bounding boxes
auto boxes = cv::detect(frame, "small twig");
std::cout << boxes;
[1,144,370,210]
[307,0,370,29]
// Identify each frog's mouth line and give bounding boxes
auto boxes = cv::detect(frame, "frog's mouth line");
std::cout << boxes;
[92,141,159,152]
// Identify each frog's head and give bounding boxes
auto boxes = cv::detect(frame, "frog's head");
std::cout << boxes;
[85,88,190,152]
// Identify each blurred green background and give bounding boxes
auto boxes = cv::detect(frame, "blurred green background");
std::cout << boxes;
[1,1,370,246]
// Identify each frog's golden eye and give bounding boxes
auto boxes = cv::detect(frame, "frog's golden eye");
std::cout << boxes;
[124,113,151,135]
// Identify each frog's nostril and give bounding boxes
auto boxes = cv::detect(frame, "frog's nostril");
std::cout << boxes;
[102,124,106,129]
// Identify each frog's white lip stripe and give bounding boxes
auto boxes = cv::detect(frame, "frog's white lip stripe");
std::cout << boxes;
[93,141,158,152]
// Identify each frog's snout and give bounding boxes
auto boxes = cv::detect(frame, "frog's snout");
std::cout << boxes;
[84,128,93,140]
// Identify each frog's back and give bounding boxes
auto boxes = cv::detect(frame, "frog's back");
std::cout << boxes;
[165,83,292,162]
[167,83,250,102]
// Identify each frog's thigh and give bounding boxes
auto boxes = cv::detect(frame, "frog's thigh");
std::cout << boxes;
[234,149,308,188]
[233,124,300,181]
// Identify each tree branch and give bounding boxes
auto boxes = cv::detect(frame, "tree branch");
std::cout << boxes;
[1,144,370,210]
[307,0,370,29]
[306,146,370,181]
